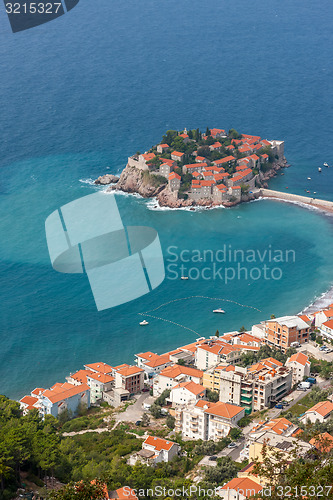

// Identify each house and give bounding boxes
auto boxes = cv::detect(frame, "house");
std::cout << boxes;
[195,155,207,163]
[130,436,180,466]
[169,380,206,405]
[250,417,300,439]
[215,477,263,500]
[153,364,203,396]
[200,180,215,198]
[135,351,173,378]
[179,133,190,143]
[202,365,228,392]
[37,382,90,418]
[140,152,156,164]
[68,368,114,403]
[309,432,333,453]
[114,364,145,394]
[210,128,226,138]
[249,430,312,462]
[209,141,222,151]
[213,156,236,167]
[19,394,41,415]
[159,162,172,178]
[238,145,253,155]
[195,339,258,370]
[171,150,184,162]
[314,307,333,328]
[175,399,244,441]
[228,186,241,202]
[168,171,181,191]
[182,162,207,174]
[84,362,114,376]
[157,143,169,154]
[321,319,333,339]
[213,184,228,203]
[285,352,310,385]
[264,315,310,351]
[299,400,333,424]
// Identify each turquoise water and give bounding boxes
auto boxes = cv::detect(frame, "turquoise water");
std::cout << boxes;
[1,0,333,398]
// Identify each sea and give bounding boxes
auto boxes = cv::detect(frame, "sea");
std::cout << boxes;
[1,0,333,399]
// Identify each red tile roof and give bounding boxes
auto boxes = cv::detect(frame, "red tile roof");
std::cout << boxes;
[171,151,184,157]
[42,383,89,404]
[85,362,113,374]
[116,366,144,377]
[213,156,235,165]
[144,435,177,452]
[287,352,310,366]
[142,153,155,161]
[172,380,205,395]
[169,172,181,180]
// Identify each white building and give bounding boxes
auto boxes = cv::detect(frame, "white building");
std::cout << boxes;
[216,477,263,500]
[135,351,173,378]
[285,352,310,385]
[36,382,90,419]
[299,400,333,424]
[153,364,203,397]
[129,436,180,466]
[169,381,206,405]
[175,399,245,441]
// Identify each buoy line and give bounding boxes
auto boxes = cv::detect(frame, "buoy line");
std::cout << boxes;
[138,296,261,334]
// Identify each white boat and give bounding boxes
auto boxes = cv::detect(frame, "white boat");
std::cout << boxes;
[318,167,322,172]
[324,162,329,167]
[213,308,225,314]
[181,276,189,280]
[140,320,149,326]
[307,177,311,180]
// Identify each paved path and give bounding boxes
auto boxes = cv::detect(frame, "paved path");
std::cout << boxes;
[260,188,333,214]
[113,393,153,422]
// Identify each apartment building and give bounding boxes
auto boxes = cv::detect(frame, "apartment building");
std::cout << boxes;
[113,364,145,394]
[219,358,292,412]
[264,316,310,351]
[153,364,203,397]
[135,351,173,378]
[175,399,244,441]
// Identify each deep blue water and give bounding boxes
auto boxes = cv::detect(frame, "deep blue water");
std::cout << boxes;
[1,0,333,399]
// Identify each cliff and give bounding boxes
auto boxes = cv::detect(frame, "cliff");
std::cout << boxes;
[107,164,167,198]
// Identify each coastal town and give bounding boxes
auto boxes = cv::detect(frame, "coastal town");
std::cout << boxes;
[96,127,287,209]
[15,304,333,499]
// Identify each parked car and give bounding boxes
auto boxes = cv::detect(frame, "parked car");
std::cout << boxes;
[227,442,237,448]
[209,455,217,461]
[135,420,141,426]
[142,387,150,392]
[275,403,283,409]
[306,377,317,385]
[281,400,289,406]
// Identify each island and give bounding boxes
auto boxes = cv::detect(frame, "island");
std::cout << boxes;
[95,127,288,208]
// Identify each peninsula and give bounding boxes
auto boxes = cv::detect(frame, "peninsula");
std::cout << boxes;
[95,127,288,208]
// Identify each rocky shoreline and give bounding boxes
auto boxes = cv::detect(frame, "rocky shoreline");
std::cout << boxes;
[94,159,289,209]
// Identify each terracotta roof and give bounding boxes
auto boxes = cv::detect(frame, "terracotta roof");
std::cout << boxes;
[184,162,207,169]
[259,417,294,435]
[42,383,89,404]
[116,365,144,377]
[87,371,114,384]
[210,128,226,136]
[211,142,222,148]
[213,156,235,164]
[159,364,203,379]
[323,319,333,330]
[70,369,94,384]
[309,432,333,452]
[85,362,113,374]
[159,158,175,166]
[144,435,177,452]
[220,477,263,494]
[31,388,45,396]
[179,133,188,139]
[305,400,333,418]
[169,172,181,180]
[200,180,215,187]
[171,380,205,395]
[196,156,206,162]
[242,134,261,141]
[298,314,310,322]
[204,401,244,419]
[142,153,155,161]
[261,139,271,146]
[238,145,252,153]
[171,150,184,157]
[20,395,39,408]
[114,487,138,500]
[287,352,310,366]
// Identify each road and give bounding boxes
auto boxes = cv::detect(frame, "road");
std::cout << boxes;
[300,342,333,362]
[113,392,153,423]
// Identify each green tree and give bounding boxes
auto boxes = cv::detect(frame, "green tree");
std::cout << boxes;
[206,389,219,403]
[166,415,175,430]
[215,330,220,338]
[177,358,186,366]
[141,412,150,427]
[48,479,106,499]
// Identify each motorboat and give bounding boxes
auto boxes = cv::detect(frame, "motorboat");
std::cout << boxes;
[181,276,189,280]
[307,177,311,180]
[213,308,225,314]
[318,167,322,172]
[140,320,149,326]
[324,162,329,167]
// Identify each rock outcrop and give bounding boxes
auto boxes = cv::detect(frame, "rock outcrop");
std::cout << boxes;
[94,174,119,185]
[108,165,167,198]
